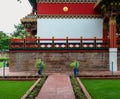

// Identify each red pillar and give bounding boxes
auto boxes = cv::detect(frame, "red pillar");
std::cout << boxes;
[109,16,117,48]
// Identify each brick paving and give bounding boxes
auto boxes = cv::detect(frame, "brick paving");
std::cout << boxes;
[79,70,120,76]
[1,67,120,77]
[36,74,75,99]
[0,67,38,76]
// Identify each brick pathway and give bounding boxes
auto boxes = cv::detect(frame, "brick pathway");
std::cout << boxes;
[0,67,38,76]
[36,74,75,99]
[1,67,120,77]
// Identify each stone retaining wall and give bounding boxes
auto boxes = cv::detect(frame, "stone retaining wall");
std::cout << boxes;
[9,52,109,72]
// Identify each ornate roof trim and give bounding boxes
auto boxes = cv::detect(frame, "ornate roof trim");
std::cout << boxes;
[94,0,120,11]
[94,0,102,10]
[21,18,37,22]
[36,0,97,3]
[37,14,102,18]
[20,15,37,23]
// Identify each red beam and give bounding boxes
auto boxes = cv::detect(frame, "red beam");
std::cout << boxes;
[10,50,109,53]
[10,38,107,41]
[37,3,98,15]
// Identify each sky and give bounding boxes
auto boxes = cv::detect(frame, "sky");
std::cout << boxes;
[0,0,31,35]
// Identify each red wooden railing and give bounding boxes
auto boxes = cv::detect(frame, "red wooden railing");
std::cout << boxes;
[10,37,109,51]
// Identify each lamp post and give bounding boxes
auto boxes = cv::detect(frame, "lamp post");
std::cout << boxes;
[3,59,6,78]
[2,49,6,78]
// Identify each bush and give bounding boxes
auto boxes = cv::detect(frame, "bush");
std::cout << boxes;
[0,57,9,62]
[26,76,47,99]
[71,76,87,99]
[70,60,80,69]
[35,59,46,70]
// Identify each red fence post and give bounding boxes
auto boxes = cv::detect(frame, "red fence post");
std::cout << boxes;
[52,36,54,48]
[80,36,82,48]
[94,36,96,48]
[66,36,68,49]
[38,37,40,48]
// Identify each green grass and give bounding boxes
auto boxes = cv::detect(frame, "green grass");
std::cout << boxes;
[81,79,120,99]
[0,81,35,99]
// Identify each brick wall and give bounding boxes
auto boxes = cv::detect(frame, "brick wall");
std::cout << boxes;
[9,52,109,72]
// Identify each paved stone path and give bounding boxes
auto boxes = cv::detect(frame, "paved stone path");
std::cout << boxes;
[1,67,120,77]
[0,67,38,76]
[36,74,75,99]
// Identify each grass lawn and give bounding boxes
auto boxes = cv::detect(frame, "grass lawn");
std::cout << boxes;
[0,81,35,99]
[81,79,120,99]
[0,61,3,68]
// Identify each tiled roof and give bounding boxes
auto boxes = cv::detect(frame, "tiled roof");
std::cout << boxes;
[20,15,37,23]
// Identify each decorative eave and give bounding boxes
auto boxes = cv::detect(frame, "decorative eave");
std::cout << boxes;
[20,18,37,23]
[36,0,97,3]
[94,0,102,11]
[94,0,120,12]
[37,14,102,18]
[20,15,37,28]
[20,15,37,23]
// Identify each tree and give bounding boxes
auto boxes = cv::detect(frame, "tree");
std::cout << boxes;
[0,31,9,51]
[12,24,27,38]
[0,31,7,38]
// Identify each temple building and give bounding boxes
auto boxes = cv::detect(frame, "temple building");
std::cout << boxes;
[9,0,120,73]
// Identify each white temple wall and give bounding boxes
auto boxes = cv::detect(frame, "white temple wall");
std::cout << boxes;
[37,18,103,38]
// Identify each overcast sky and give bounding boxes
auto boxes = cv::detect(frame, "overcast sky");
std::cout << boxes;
[0,0,31,35]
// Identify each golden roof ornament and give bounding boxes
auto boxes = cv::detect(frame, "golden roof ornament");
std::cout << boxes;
[63,6,69,12]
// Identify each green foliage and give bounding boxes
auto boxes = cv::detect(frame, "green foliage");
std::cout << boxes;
[0,81,35,99]
[0,31,10,51]
[0,57,9,61]
[81,79,120,99]
[35,59,46,70]
[0,31,8,38]
[0,57,9,67]
[12,24,27,38]
[70,60,80,69]
[71,76,87,99]
[0,61,3,68]
[26,76,47,99]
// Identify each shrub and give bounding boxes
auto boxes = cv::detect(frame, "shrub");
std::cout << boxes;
[70,60,80,69]
[35,59,46,70]
[71,76,87,99]
[0,57,9,62]
[26,76,47,99]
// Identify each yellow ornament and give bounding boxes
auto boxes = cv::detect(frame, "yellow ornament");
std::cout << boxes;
[63,6,68,12]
